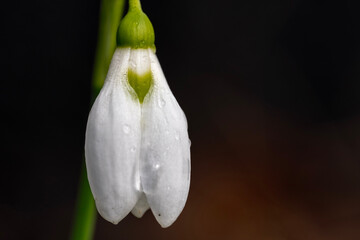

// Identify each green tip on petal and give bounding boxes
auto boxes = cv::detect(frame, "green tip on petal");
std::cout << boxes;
[128,70,152,103]
[117,0,155,49]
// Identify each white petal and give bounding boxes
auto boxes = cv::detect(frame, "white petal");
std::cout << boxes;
[85,48,142,224]
[128,48,151,75]
[140,49,191,228]
[131,193,150,218]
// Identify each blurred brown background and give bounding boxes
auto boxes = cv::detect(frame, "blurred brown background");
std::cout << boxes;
[1,0,360,239]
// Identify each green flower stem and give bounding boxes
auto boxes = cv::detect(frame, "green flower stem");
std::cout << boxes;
[92,0,126,98]
[70,1,125,240]
[129,0,142,11]
[70,158,96,240]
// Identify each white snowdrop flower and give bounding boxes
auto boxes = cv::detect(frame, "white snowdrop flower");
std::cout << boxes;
[85,0,190,228]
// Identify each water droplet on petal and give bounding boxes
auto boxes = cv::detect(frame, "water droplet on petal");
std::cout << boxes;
[188,139,192,146]
[131,146,136,153]
[123,124,130,134]
[158,98,166,108]
[175,133,180,140]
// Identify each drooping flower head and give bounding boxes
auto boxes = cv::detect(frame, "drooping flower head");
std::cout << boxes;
[85,0,190,228]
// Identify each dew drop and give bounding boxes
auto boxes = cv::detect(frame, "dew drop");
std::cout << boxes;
[154,163,160,169]
[188,139,192,147]
[131,146,136,153]
[158,98,166,108]
[123,124,130,134]
[175,133,180,140]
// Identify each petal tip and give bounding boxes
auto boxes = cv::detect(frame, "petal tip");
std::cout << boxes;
[131,208,148,218]
[154,212,177,228]
[94,199,134,225]
[131,193,150,218]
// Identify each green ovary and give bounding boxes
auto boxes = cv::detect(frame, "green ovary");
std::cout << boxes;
[128,70,152,103]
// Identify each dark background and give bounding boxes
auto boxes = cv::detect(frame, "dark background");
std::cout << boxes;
[1,0,360,239]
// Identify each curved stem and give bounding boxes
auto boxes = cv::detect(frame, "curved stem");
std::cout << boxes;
[70,1,126,239]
